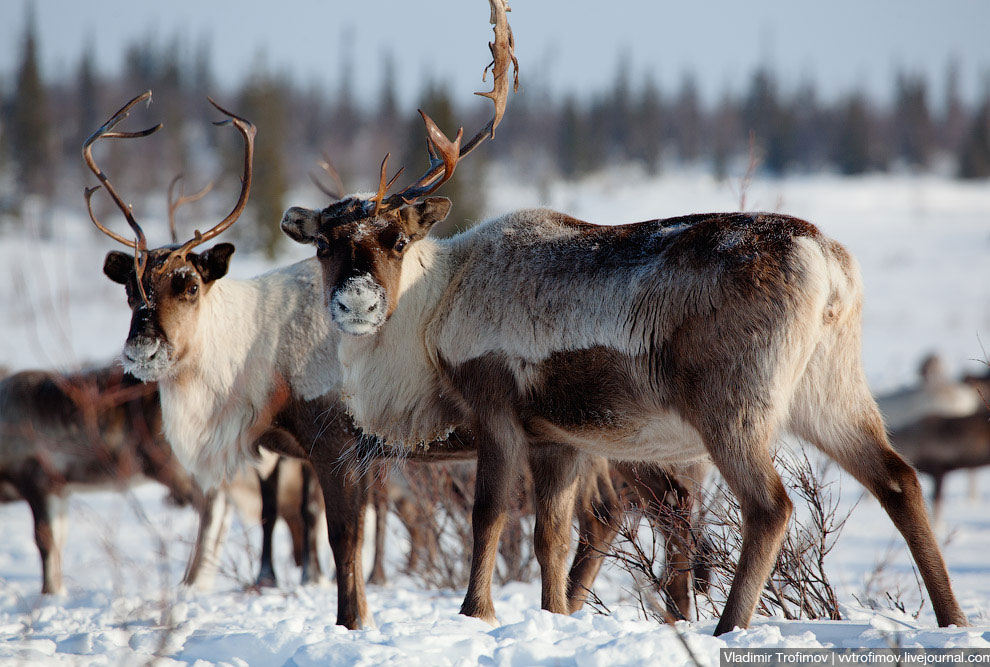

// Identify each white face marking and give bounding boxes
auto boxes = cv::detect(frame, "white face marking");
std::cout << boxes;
[330,274,387,336]
[122,337,175,381]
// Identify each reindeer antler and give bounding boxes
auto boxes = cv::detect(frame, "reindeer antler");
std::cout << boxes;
[309,152,346,201]
[83,90,162,305]
[167,175,214,244]
[369,0,518,214]
[165,98,256,265]
[84,93,256,297]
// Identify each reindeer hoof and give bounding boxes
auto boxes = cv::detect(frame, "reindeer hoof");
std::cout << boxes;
[253,571,277,589]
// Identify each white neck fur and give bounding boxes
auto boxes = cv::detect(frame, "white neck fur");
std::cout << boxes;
[336,239,459,447]
[159,259,339,487]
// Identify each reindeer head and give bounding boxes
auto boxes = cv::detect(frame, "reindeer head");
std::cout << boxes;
[281,0,517,337]
[85,92,255,380]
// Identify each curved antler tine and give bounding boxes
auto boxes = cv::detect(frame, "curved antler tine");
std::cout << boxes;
[200,98,255,241]
[168,174,214,244]
[394,111,463,205]
[310,171,339,200]
[184,181,214,204]
[171,97,255,259]
[167,175,183,243]
[133,245,150,306]
[310,152,346,200]
[83,90,158,146]
[475,0,518,135]
[370,0,517,213]
[85,185,138,247]
[371,154,392,216]
[207,96,252,128]
[370,154,409,215]
[82,90,162,250]
[422,110,463,182]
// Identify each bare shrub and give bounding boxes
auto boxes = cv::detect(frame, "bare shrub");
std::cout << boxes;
[399,462,537,590]
[852,539,926,620]
[604,448,854,623]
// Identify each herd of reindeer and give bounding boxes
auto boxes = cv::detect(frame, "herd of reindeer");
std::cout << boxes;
[1,0,988,638]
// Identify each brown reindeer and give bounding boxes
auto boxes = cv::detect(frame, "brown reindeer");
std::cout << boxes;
[0,364,326,595]
[0,366,198,594]
[876,354,987,519]
[890,408,990,519]
[87,90,711,627]
[279,0,966,636]
[876,354,983,431]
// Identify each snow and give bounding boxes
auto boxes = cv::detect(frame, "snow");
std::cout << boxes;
[1,171,989,664]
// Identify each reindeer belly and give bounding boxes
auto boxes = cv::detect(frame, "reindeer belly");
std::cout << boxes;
[518,346,708,464]
[528,411,708,464]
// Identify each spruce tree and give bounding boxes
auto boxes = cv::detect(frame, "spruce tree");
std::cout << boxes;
[743,68,794,175]
[11,6,53,197]
[671,74,701,163]
[239,70,289,258]
[892,71,934,168]
[75,41,99,166]
[941,59,967,154]
[557,95,582,179]
[631,74,663,175]
[958,94,990,179]
[834,93,872,175]
[402,80,485,237]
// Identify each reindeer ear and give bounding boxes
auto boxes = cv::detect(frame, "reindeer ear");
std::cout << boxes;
[194,243,235,284]
[399,197,452,239]
[103,251,134,285]
[281,207,322,244]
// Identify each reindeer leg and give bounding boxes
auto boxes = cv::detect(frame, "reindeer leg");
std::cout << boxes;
[312,459,371,629]
[367,474,389,586]
[803,412,966,627]
[529,445,581,614]
[255,462,280,588]
[19,483,66,596]
[299,464,328,585]
[705,424,792,637]
[182,488,231,590]
[931,472,946,526]
[792,349,967,628]
[393,494,425,574]
[567,458,622,613]
[459,418,526,624]
[661,507,694,620]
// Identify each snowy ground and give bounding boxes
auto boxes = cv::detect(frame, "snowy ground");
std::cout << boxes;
[0,171,988,664]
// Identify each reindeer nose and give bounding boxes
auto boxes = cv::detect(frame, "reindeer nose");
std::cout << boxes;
[125,337,158,359]
[334,286,377,317]
[332,276,385,323]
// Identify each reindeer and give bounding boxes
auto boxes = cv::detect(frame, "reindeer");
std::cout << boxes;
[159,171,328,592]
[0,363,327,595]
[877,354,990,519]
[876,354,983,431]
[0,365,198,594]
[86,86,714,626]
[279,0,966,635]
[890,408,990,519]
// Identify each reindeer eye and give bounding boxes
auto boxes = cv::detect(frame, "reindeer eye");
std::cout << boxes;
[316,238,331,257]
[187,283,198,297]
[394,237,408,253]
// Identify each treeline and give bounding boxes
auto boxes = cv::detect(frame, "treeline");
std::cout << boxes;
[2,16,990,255]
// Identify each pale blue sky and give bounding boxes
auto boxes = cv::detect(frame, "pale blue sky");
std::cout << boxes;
[2,0,989,108]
